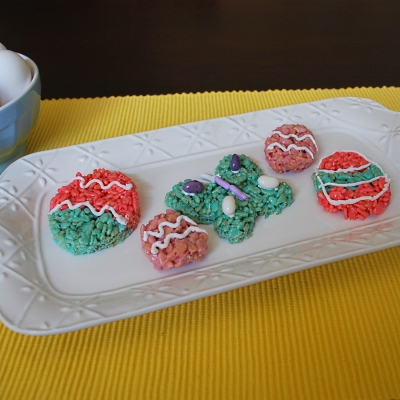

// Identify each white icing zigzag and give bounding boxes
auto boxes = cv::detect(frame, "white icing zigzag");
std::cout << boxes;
[49,200,128,225]
[315,175,390,206]
[267,143,315,158]
[48,177,133,224]
[267,130,318,158]
[143,215,208,255]
[73,176,133,190]
[315,151,390,206]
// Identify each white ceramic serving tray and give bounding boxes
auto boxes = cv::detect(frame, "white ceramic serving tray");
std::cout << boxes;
[0,97,399,336]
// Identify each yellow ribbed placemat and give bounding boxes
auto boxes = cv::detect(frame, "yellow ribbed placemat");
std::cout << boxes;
[1,87,400,400]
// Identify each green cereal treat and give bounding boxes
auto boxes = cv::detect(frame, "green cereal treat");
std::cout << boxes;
[165,154,294,243]
[213,200,257,243]
[215,154,262,187]
[48,208,132,255]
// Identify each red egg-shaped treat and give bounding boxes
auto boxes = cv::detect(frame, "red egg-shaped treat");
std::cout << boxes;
[312,151,391,220]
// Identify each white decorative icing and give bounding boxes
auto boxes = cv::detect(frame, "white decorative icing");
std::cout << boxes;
[49,200,128,225]
[315,151,390,206]
[316,174,390,206]
[143,215,208,254]
[317,150,374,174]
[318,164,371,174]
[267,142,315,158]
[73,176,133,190]
[322,175,383,188]
[182,190,196,197]
[267,129,318,158]
[222,196,236,217]
[270,130,318,150]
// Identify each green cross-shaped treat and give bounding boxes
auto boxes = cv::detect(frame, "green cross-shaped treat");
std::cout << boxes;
[165,154,294,244]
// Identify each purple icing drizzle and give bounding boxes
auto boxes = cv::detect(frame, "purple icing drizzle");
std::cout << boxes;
[214,176,247,200]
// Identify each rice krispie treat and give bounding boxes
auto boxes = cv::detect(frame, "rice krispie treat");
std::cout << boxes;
[165,154,293,243]
[141,209,209,270]
[48,169,140,255]
[312,151,391,220]
[264,124,318,173]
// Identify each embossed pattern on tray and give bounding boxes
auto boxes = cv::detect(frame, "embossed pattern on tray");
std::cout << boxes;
[0,97,399,335]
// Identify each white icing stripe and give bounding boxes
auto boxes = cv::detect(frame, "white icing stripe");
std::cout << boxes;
[182,190,196,197]
[316,173,390,206]
[73,176,133,190]
[321,175,383,188]
[143,215,208,255]
[48,200,128,225]
[150,226,207,254]
[318,163,371,174]
[143,215,198,240]
[267,142,315,158]
[271,130,318,150]
[316,150,380,173]
[314,151,391,206]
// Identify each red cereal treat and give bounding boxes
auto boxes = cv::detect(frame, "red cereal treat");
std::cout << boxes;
[264,124,318,173]
[140,209,209,270]
[312,151,391,220]
[48,169,141,255]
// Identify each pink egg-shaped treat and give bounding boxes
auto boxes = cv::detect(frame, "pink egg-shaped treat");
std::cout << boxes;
[264,124,318,173]
[140,209,209,270]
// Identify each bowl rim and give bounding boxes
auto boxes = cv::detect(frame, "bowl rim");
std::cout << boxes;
[0,53,40,111]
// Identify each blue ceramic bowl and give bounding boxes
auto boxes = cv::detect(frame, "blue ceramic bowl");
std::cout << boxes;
[0,54,41,175]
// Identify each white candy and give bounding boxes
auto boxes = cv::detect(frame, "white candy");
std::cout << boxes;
[258,175,280,189]
[222,195,236,217]
[0,43,6,51]
[0,50,32,107]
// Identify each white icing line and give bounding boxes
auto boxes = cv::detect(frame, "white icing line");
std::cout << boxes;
[182,190,196,197]
[318,163,371,174]
[314,151,391,206]
[150,226,208,254]
[143,215,198,240]
[72,176,133,190]
[316,173,390,206]
[316,150,381,173]
[321,175,383,188]
[143,215,208,255]
[270,130,318,150]
[267,142,315,158]
[48,200,128,225]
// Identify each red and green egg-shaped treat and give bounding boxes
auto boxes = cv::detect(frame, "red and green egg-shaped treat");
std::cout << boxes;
[312,151,391,220]
[48,168,141,255]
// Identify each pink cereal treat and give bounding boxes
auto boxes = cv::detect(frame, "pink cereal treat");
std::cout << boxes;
[264,124,318,173]
[140,209,209,270]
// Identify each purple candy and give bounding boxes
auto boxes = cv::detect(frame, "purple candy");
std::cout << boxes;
[230,154,241,172]
[183,180,204,194]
